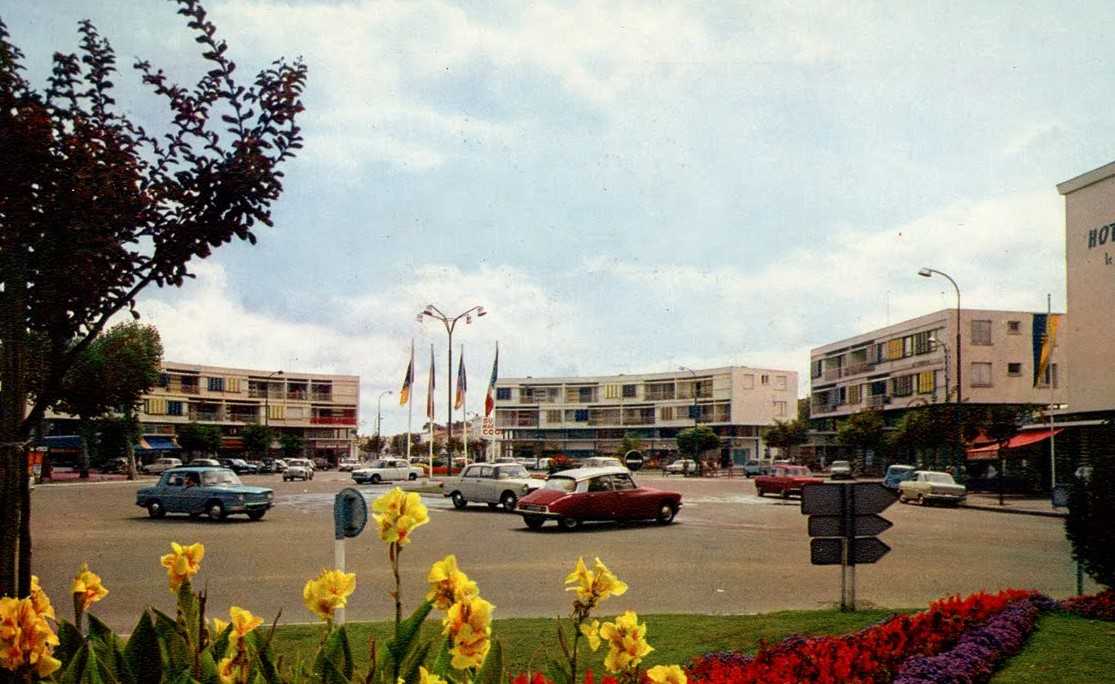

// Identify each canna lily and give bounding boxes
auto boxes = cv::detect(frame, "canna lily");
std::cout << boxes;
[302,569,356,621]
[599,611,653,674]
[217,652,249,684]
[443,595,494,670]
[565,557,627,609]
[372,487,429,546]
[646,664,687,684]
[29,576,54,621]
[227,606,262,647]
[70,563,109,611]
[417,666,448,684]
[426,555,478,610]
[210,617,230,641]
[0,597,61,677]
[160,542,205,592]
[580,619,601,651]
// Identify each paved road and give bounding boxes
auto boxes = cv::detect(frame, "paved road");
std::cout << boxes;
[29,471,1096,631]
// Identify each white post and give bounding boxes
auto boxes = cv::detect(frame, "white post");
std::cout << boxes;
[428,419,434,476]
[1048,294,1056,489]
[463,413,469,466]
[406,339,413,463]
[333,538,346,625]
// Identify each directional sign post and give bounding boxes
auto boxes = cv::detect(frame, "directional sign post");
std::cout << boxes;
[802,481,897,611]
[332,488,368,625]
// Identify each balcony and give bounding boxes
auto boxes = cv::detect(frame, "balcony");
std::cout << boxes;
[286,390,308,400]
[811,402,839,414]
[822,368,842,381]
[189,410,223,422]
[170,383,200,395]
[644,387,675,402]
[842,362,875,377]
[310,415,356,426]
[866,395,890,408]
[311,392,334,402]
[227,411,259,423]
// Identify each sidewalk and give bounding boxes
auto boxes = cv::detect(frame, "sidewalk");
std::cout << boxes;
[961,492,1066,518]
[39,468,141,484]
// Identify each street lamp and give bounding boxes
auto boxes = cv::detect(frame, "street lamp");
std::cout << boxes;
[418,304,487,476]
[376,390,392,457]
[263,370,283,459]
[918,268,962,474]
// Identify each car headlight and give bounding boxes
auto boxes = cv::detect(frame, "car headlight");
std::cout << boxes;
[266,492,273,500]
[237,495,245,504]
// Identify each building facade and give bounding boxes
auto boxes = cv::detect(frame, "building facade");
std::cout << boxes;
[48,361,360,463]
[810,308,1067,422]
[493,366,798,464]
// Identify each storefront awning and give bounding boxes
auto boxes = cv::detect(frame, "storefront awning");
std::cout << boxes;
[966,428,1063,461]
[143,436,179,450]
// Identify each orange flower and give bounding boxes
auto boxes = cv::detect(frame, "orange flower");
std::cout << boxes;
[160,542,205,592]
[70,563,108,611]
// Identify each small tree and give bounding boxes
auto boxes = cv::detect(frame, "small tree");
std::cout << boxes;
[836,409,885,463]
[241,424,274,460]
[176,422,221,460]
[763,418,809,462]
[1066,437,1115,589]
[279,432,304,459]
[619,434,643,458]
[677,424,721,476]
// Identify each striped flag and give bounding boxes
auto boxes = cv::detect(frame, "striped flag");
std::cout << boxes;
[426,344,436,420]
[1033,313,1063,387]
[484,343,499,416]
[454,346,467,410]
[399,341,414,405]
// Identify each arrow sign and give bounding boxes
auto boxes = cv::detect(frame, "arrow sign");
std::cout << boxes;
[810,538,844,565]
[801,482,845,515]
[808,514,893,538]
[852,483,898,515]
[850,537,891,565]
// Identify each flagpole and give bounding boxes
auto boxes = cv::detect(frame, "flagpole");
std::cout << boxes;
[406,339,413,463]
[462,344,468,466]
[428,344,435,477]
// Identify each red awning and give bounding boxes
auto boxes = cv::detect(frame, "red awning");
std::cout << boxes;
[966,428,1063,461]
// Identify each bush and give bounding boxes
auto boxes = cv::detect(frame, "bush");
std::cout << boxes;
[1065,444,1115,589]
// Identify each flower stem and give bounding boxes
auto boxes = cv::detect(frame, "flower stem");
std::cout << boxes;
[392,542,401,634]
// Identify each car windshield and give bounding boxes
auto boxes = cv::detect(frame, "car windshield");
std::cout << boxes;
[497,466,528,479]
[544,476,577,492]
[832,461,849,467]
[925,473,954,483]
[201,469,242,486]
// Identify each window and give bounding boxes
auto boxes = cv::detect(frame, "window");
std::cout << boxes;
[892,375,914,397]
[847,384,862,404]
[659,406,673,421]
[496,387,511,400]
[546,410,562,423]
[970,362,992,387]
[268,404,285,420]
[1038,363,1060,388]
[774,375,786,390]
[914,331,931,355]
[145,398,167,415]
[903,335,914,357]
[574,409,589,422]
[226,377,241,393]
[886,339,903,360]
[971,320,992,345]
[1007,320,1021,334]
[742,374,754,389]
[761,374,770,385]
[588,477,612,492]
[811,360,822,378]
[622,384,637,398]
[610,474,636,490]
[207,377,225,392]
[773,400,787,417]
[917,371,934,394]
[158,372,169,388]
[578,387,594,402]
[603,384,620,400]
[167,401,183,417]
[1007,363,1022,377]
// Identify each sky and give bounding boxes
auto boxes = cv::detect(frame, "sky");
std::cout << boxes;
[7,1,1111,434]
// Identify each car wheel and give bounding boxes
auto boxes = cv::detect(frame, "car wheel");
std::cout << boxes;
[916,494,926,506]
[500,492,518,512]
[408,472,418,481]
[656,503,677,525]
[780,489,790,499]
[147,501,165,519]
[898,493,908,504]
[370,474,381,484]
[451,492,467,509]
[487,502,499,510]
[248,510,266,521]
[523,516,545,530]
[558,517,580,531]
[207,501,226,521]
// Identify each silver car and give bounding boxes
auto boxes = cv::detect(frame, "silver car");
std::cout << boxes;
[443,463,543,511]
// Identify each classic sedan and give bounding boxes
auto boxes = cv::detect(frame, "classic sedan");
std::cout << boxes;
[899,470,967,506]
[352,458,424,484]
[663,459,697,475]
[516,466,682,531]
[442,462,543,511]
[136,467,274,521]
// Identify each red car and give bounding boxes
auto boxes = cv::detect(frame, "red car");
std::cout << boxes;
[754,465,823,498]
[516,466,682,531]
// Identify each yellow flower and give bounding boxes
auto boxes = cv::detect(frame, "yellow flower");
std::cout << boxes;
[646,664,687,684]
[372,487,429,546]
[580,619,601,652]
[227,606,262,648]
[302,569,356,621]
[70,563,109,611]
[160,542,205,592]
[210,617,229,641]
[442,596,494,670]
[217,653,249,684]
[564,557,628,609]
[599,610,653,674]
[0,597,61,677]
[29,576,54,622]
[418,666,447,684]
[426,555,478,610]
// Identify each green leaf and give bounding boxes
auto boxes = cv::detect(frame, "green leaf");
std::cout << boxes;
[395,640,431,684]
[58,641,91,684]
[125,612,163,684]
[177,581,201,648]
[387,599,433,666]
[246,629,281,684]
[198,648,218,684]
[55,620,86,671]
[152,608,192,675]
[430,637,453,680]
[545,657,572,684]
[474,640,504,684]
[209,623,233,663]
[87,612,133,683]
[313,626,354,683]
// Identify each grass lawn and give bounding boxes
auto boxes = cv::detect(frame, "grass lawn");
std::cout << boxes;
[273,610,1115,681]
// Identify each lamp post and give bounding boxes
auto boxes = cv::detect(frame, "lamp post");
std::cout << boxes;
[418,304,487,476]
[918,268,962,473]
[679,366,701,475]
[376,390,392,457]
[263,370,283,460]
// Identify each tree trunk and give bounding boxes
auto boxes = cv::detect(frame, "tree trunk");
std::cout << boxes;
[79,417,92,479]
[126,410,138,480]
[0,250,28,597]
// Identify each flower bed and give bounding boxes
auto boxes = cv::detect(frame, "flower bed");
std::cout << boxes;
[685,589,1042,684]
[1059,588,1115,621]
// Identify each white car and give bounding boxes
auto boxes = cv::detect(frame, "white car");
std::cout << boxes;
[144,457,183,474]
[283,458,315,481]
[442,463,543,511]
[899,470,967,506]
[581,456,628,470]
[352,458,424,484]
[337,458,360,472]
[664,459,697,475]
[829,460,854,480]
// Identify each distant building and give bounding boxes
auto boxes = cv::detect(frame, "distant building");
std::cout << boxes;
[47,361,359,464]
[493,366,798,464]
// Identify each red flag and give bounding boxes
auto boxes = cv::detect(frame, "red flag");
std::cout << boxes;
[455,346,467,410]
[484,343,499,416]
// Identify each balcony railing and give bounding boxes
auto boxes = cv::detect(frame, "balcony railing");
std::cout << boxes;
[842,362,875,377]
[287,390,307,400]
[823,368,842,381]
[811,402,839,414]
[310,415,356,425]
[866,395,890,408]
[311,392,333,402]
[189,411,223,422]
[170,384,200,395]
[227,412,259,423]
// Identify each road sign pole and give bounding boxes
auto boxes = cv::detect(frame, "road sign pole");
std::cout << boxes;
[848,484,857,612]
[840,537,848,611]
[334,538,346,625]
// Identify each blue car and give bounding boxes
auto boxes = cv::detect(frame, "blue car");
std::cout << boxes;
[883,464,917,490]
[136,467,274,521]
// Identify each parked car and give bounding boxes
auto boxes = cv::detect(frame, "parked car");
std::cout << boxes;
[516,466,682,531]
[534,458,552,471]
[754,465,824,498]
[101,457,130,474]
[337,458,360,472]
[352,458,424,484]
[829,460,854,480]
[581,456,628,470]
[313,457,333,470]
[259,459,286,473]
[220,458,257,475]
[741,461,770,478]
[283,458,315,481]
[143,457,183,474]
[663,459,697,475]
[899,471,967,506]
[442,463,544,511]
[883,464,917,490]
[136,467,273,520]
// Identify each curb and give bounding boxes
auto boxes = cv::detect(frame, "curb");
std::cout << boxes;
[960,502,1066,519]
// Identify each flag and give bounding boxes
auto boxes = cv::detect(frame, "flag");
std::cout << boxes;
[1033,313,1063,387]
[399,342,414,405]
[484,343,499,416]
[426,344,436,420]
[455,346,467,410]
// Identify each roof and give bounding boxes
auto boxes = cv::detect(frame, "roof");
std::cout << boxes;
[165,466,232,473]
[549,466,630,479]
[1057,160,1115,195]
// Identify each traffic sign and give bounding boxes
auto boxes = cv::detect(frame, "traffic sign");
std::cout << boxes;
[802,482,897,516]
[333,488,368,540]
[851,483,898,515]
[810,538,844,566]
[807,514,892,538]
[810,537,892,565]
[850,537,891,565]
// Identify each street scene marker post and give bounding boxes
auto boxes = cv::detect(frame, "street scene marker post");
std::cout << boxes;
[332,487,368,625]
[803,481,898,611]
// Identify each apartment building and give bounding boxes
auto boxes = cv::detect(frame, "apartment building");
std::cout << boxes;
[493,366,799,464]
[809,309,1067,422]
[48,362,360,463]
